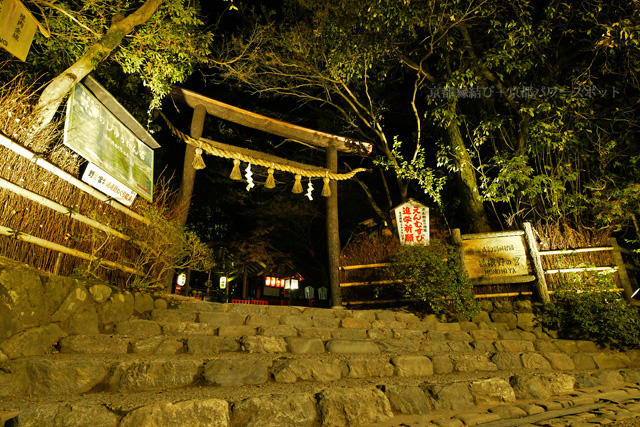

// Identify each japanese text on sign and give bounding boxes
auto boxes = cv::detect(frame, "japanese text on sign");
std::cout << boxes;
[81,163,137,207]
[394,200,429,245]
[462,235,530,279]
[64,84,154,201]
[0,0,37,61]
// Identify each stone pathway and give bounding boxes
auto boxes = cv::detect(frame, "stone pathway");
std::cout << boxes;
[371,386,640,427]
[2,257,640,426]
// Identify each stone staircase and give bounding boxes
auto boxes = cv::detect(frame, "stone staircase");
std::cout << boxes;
[1,258,639,426]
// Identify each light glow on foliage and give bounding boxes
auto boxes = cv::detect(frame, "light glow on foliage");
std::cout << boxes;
[13,0,213,114]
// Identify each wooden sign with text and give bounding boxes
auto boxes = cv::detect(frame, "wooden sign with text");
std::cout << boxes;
[452,224,549,302]
[64,84,154,201]
[461,234,531,280]
[0,0,37,61]
[393,199,429,245]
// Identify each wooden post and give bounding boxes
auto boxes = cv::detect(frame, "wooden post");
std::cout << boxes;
[451,228,467,272]
[242,264,248,299]
[166,104,206,293]
[224,266,230,303]
[177,104,207,226]
[326,143,342,308]
[523,222,550,303]
[184,267,192,297]
[610,237,637,303]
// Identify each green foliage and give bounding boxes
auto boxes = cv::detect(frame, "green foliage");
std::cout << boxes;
[2,0,214,114]
[389,241,478,318]
[213,0,640,235]
[113,0,215,111]
[538,269,640,350]
[375,136,447,205]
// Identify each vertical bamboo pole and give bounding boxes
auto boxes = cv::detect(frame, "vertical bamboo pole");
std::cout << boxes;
[326,143,342,308]
[523,222,550,303]
[53,252,64,275]
[610,237,636,302]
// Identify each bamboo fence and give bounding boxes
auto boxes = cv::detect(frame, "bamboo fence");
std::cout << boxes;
[0,132,147,280]
[339,224,640,307]
[0,77,151,284]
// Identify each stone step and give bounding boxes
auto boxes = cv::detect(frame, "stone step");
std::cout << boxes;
[51,324,637,364]
[2,368,639,426]
[371,384,640,427]
[150,303,527,334]
[4,309,550,359]
[4,257,640,426]
[2,345,638,400]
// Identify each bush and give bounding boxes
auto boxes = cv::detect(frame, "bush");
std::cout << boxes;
[389,241,478,318]
[79,199,215,291]
[123,204,215,290]
[538,269,640,349]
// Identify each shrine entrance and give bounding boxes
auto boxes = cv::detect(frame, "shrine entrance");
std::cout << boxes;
[165,87,372,307]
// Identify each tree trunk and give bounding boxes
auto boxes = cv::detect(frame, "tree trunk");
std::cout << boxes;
[35,0,164,128]
[447,110,491,233]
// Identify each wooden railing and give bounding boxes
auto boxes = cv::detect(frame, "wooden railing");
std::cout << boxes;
[339,228,639,306]
[538,238,639,303]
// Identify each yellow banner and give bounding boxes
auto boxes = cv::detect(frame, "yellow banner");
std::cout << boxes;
[0,0,37,61]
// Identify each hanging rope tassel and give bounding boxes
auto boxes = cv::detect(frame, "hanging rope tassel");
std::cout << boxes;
[192,144,206,170]
[230,159,242,180]
[292,174,303,193]
[306,177,314,201]
[265,167,276,189]
[321,173,331,197]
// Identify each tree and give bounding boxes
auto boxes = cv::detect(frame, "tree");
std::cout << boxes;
[1,0,215,128]
[209,0,640,236]
[0,1,226,293]
[209,0,492,231]
[452,0,640,233]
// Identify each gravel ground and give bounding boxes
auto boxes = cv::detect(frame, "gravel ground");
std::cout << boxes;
[612,417,640,427]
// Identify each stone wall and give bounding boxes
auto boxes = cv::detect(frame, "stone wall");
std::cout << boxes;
[0,257,168,360]
[0,256,543,361]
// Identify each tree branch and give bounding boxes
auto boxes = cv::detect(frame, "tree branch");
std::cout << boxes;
[35,0,164,128]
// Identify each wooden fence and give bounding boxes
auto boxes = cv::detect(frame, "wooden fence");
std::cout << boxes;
[539,238,639,303]
[339,224,640,307]
[0,132,149,280]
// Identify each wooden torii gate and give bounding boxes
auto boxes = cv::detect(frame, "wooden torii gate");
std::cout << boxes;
[169,87,372,308]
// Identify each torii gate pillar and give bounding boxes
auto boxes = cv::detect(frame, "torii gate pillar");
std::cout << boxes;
[326,143,342,308]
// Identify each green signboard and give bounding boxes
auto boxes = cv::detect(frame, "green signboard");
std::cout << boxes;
[64,84,153,201]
